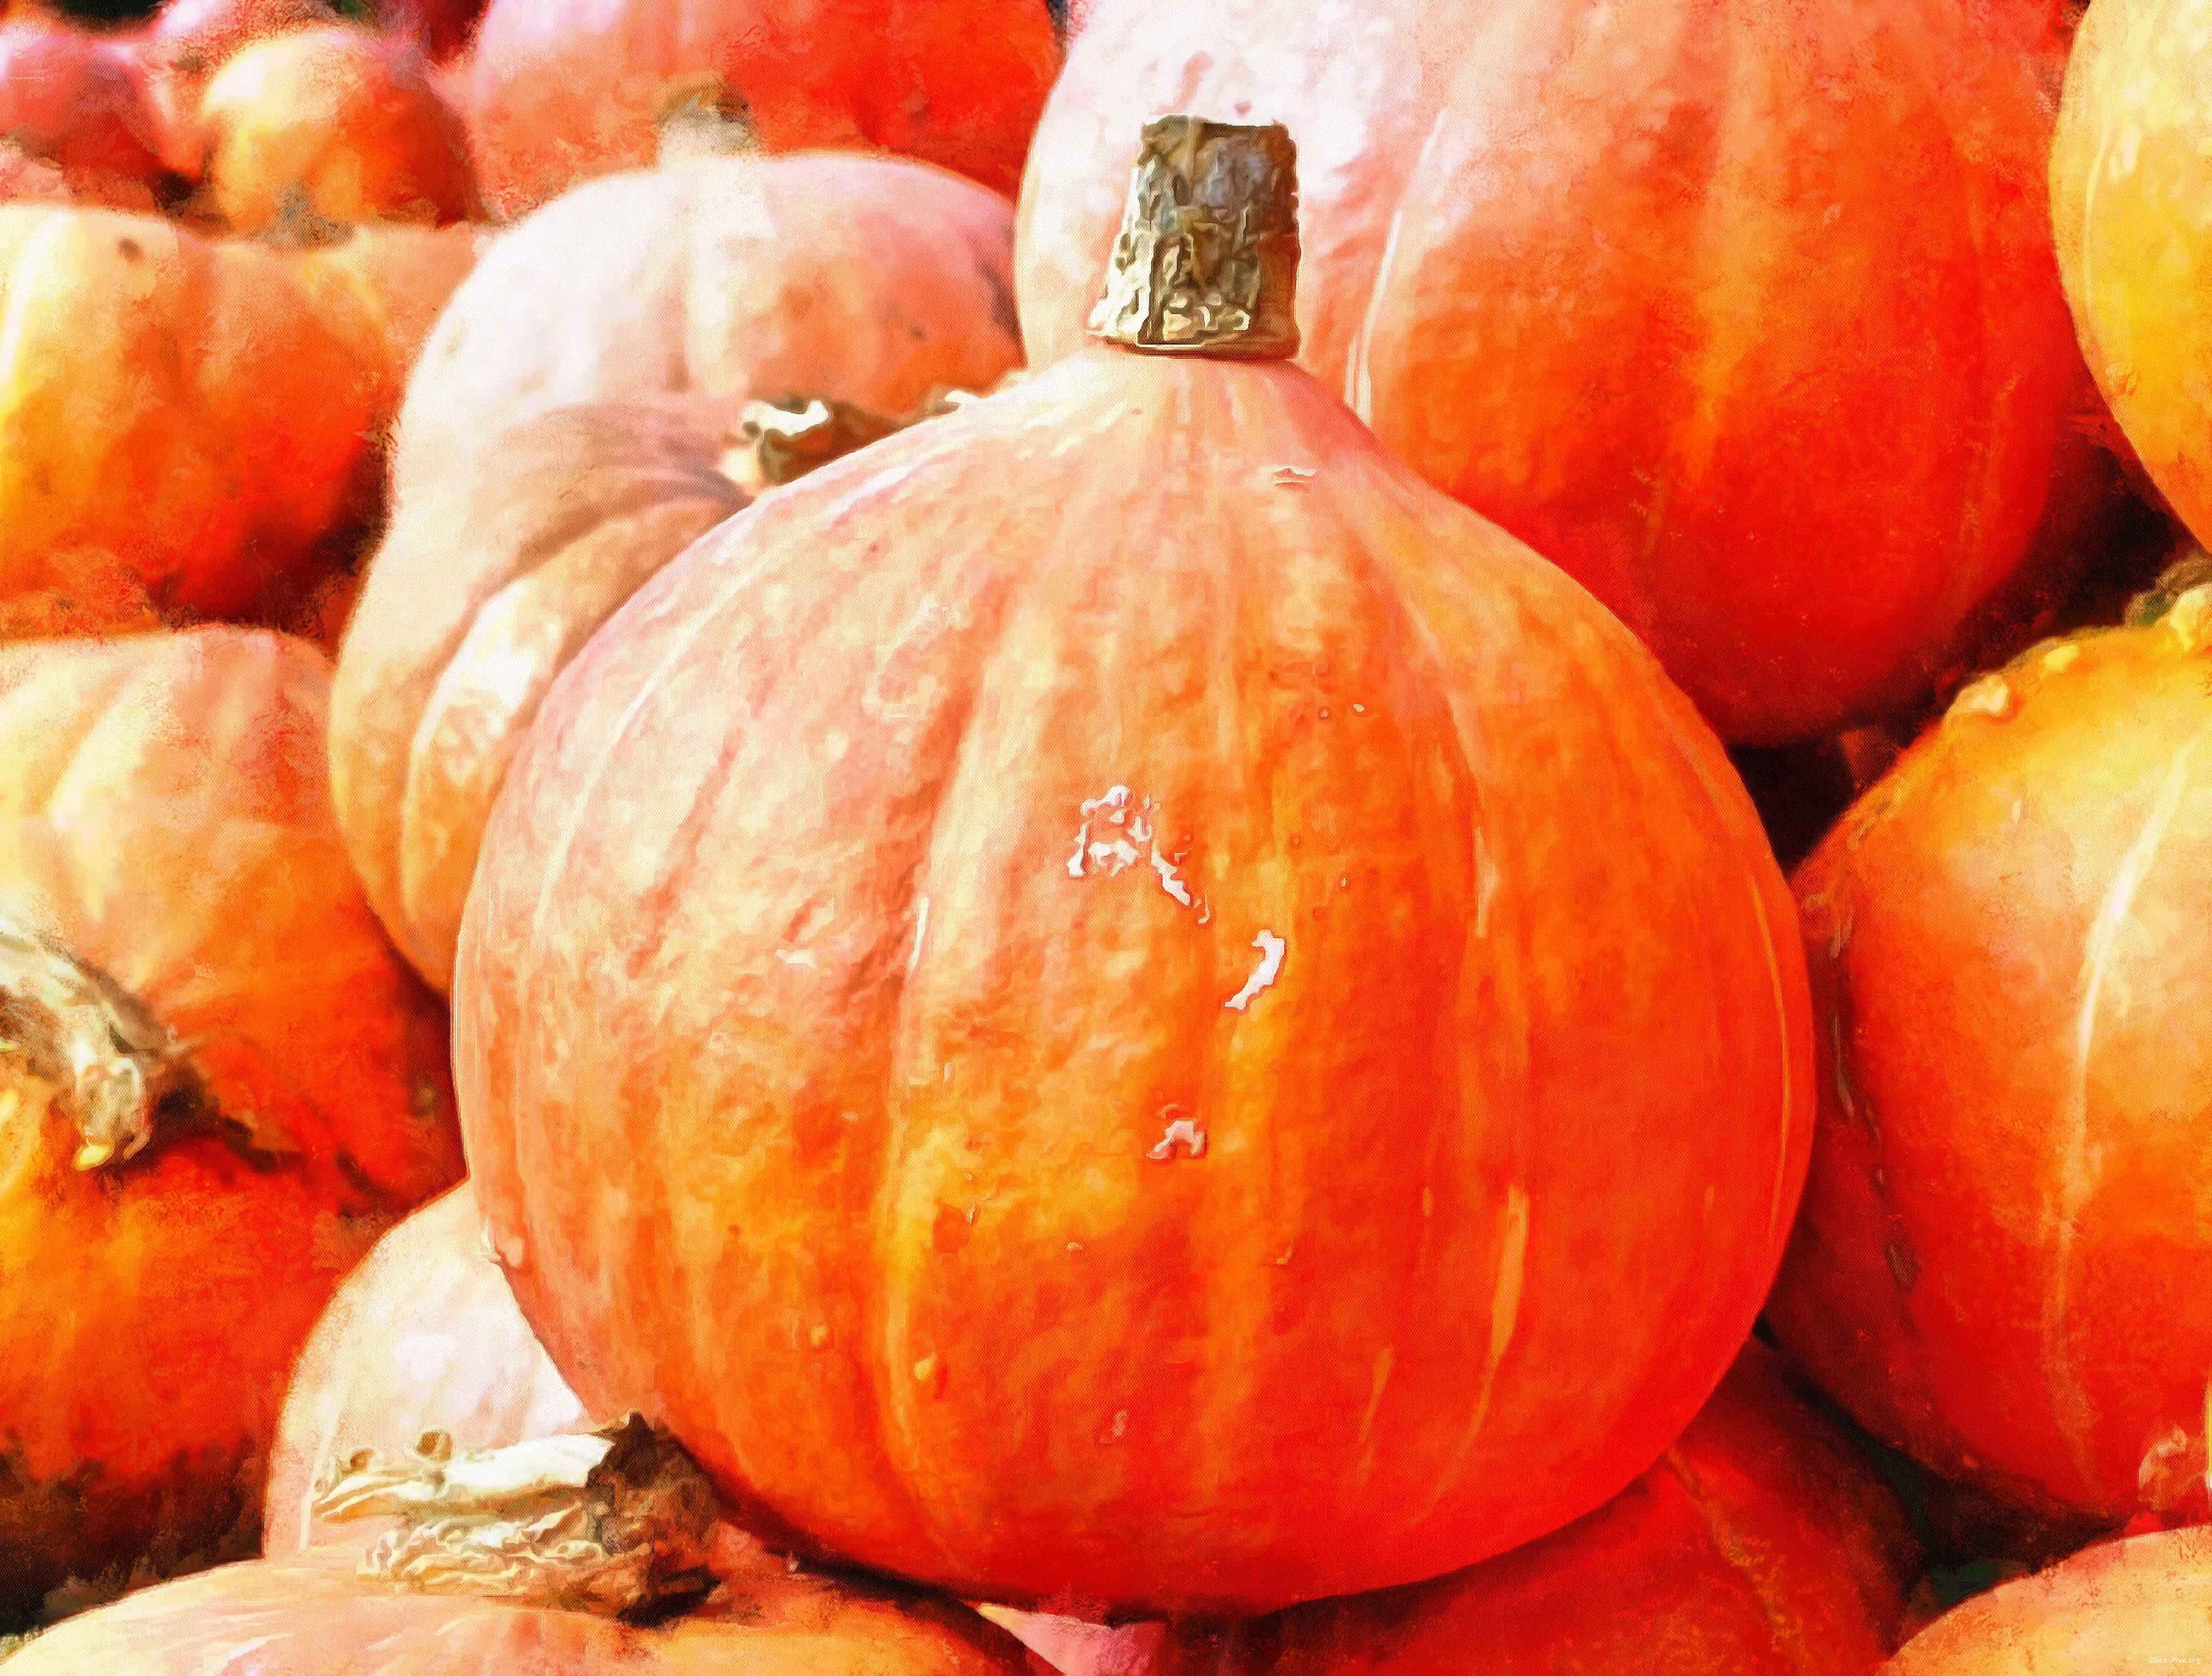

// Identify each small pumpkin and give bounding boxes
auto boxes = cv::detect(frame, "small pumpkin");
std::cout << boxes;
[135,0,342,171]
[1142,1342,1919,1676]
[1885,1527,2212,1672]
[390,145,1021,490]
[0,628,463,1623]
[2051,0,2212,554]
[194,24,479,233]
[454,118,1813,1617]
[459,0,1060,218]
[0,21,175,209]
[1767,565,2212,1527]
[1015,0,2085,743]
[264,1179,589,1554]
[0,204,478,621]
[332,398,753,994]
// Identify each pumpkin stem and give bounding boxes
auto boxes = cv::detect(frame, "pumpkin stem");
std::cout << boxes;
[259,183,357,251]
[312,1415,721,1618]
[719,382,1029,493]
[1088,116,1301,361]
[0,908,191,1171]
[656,76,762,165]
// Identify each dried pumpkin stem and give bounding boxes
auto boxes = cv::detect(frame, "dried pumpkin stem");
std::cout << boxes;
[312,1415,721,1619]
[1088,116,1301,360]
[0,908,189,1171]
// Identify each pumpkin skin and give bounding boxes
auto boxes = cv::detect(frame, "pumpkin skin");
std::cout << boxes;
[2051,0,2212,554]
[332,398,751,994]
[453,329,1815,1612]
[136,0,342,172]
[376,0,487,60]
[1885,1528,2212,1672]
[1014,0,2082,743]
[0,23,173,209]
[194,24,480,233]
[1766,584,2212,1526]
[264,1179,589,1554]
[1146,1342,1918,1676]
[0,1533,1041,1676]
[0,206,478,621]
[460,0,1060,218]
[0,628,464,1622]
[391,150,1021,490]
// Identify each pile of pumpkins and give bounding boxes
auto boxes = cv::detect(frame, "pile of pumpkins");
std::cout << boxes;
[0,0,2207,1668]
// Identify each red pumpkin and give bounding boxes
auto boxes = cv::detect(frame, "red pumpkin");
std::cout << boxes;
[1885,1527,2212,1672]
[460,0,1061,217]
[453,119,1813,1618]
[0,628,463,1620]
[1767,571,2212,1526]
[333,398,753,993]
[1015,0,2083,744]
[1139,1343,1918,1676]
[265,1179,589,1554]
[194,24,480,232]
[0,22,174,208]
[391,147,1021,489]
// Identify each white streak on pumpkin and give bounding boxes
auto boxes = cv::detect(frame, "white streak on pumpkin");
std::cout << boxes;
[1147,1112,1207,1162]
[1150,843,1193,907]
[774,948,817,968]
[1463,1183,1531,1442]
[1225,931,1287,1011]
[908,897,930,976]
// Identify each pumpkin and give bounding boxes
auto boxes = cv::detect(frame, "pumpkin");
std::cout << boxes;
[135,0,342,172]
[2050,0,2212,555]
[193,24,479,232]
[1766,568,2212,1527]
[0,21,175,209]
[332,398,753,994]
[389,146,1021,491]
[1014,0,2084,744]
[376,0,486,60]
[0,205,478,621]
[1136,1342,1917,1676]
[7,1444,1036,1676]
[265,1179,589,1554]
[452,117,1814,1618]
[459,0,1060,218]
[0,628,463,1623]
[1885,1527,2212,1672]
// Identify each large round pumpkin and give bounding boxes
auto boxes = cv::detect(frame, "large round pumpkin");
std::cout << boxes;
[1016,0,2083,743]
[2051,0,2212,553]
[1766,572,2212,1527]
[0,628,463,1623]
[0,205,478,621]
[332,398,752,994]
[193,24,479,233]
[460,0,1060,218]
[1144,1342,1918,1676]
[453,118,1814,1618]
[389,147,1021,490]
[1885,1527,2212,1672]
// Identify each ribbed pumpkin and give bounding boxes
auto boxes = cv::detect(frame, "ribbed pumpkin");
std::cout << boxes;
[1144,1342,1918,1676]
[1885,1528,2212,1672]
[332,398,752,994]
[0,205,478,621]
[264,1180,589,1554]
[193,24,479,232]
[1767,569,2212,1527]
[1016,0,2083,743]
[460,0,1060,217]
[389,146,1021,490]
[2051,0,2212,553]
[0,628,463,1623]
[454,119,1814,1618]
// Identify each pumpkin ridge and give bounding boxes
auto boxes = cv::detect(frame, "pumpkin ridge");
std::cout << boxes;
[1658,1446,1806,1674]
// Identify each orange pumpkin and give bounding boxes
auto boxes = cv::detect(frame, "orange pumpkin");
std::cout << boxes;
[1767,570,2212,1527]
[194,24,479,233]
[333,398,752,994]
[265,1179,589,1554]
[0,205,479,621]
[1015,0,2083,743]
[390,147,1021,489]
[135,0,343,173]
[2051,0,2212,553]
[453,119,1813,1618]
[0,628,463,1621]
[1140,1343,1918,1676]
[460,0,1060,218]
[1885,1528,2212,1672]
